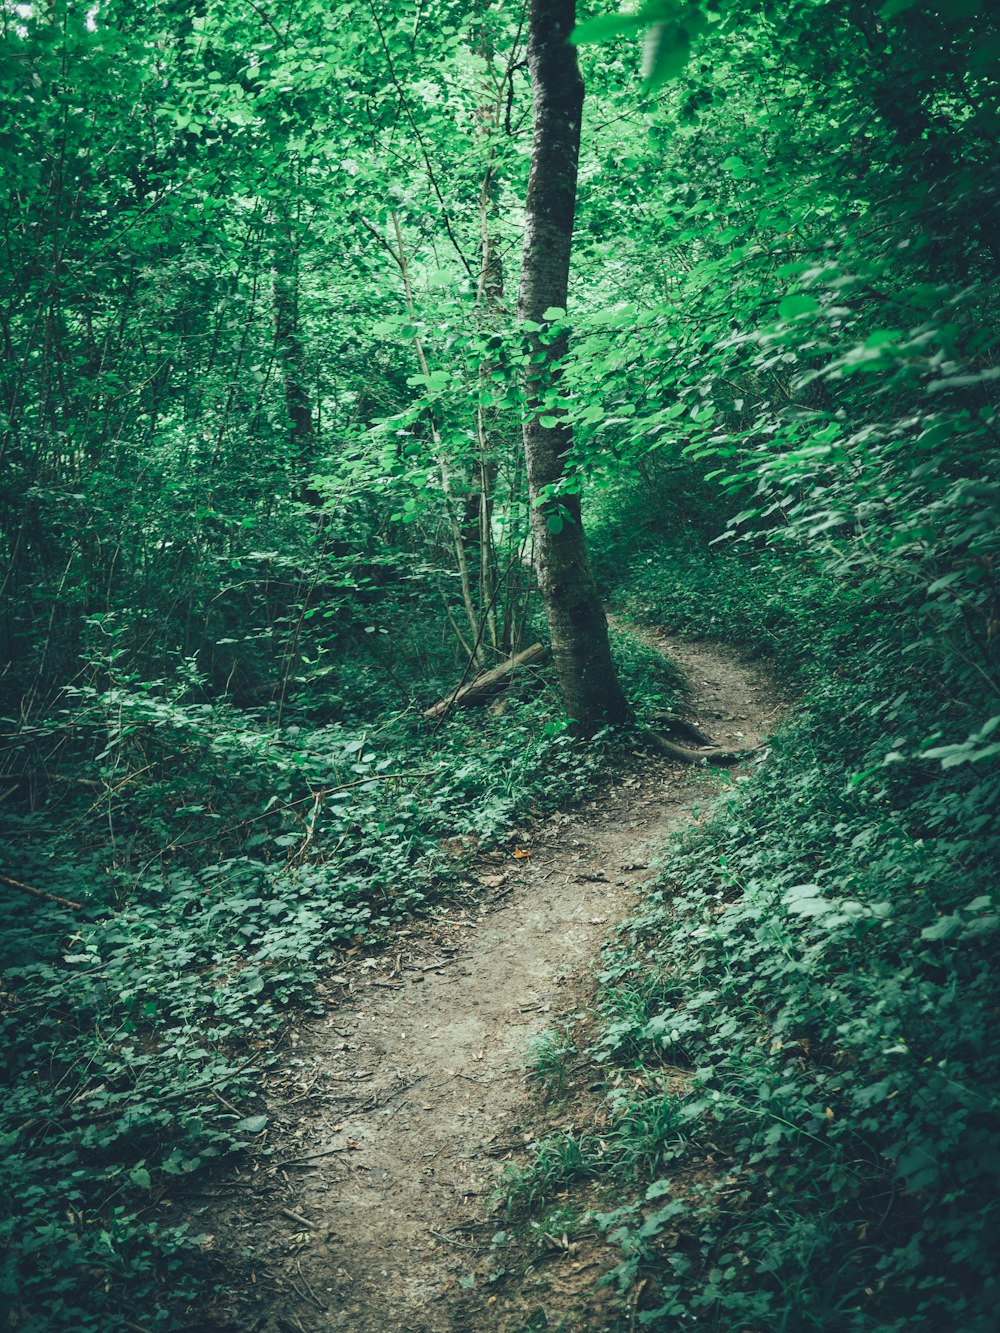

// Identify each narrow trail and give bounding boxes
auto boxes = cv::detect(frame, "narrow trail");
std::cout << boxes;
[195,632,784,1332]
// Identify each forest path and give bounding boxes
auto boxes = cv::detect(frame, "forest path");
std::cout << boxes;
[199,631,783,1332]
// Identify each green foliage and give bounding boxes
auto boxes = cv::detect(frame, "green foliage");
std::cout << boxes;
[587,652,1000,1330]
[501,1131,602,1215]
[571,1,710,90]
[609,622,689,719]
[3,0,999,1326]
[0,661,606,1329]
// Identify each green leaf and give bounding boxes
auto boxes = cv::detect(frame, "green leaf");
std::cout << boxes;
[865,329,904,347]
[235,1114,268,1134]
[546,512,565,535]
[784,882,823,903]
[920,915,962,941]
[641,22,691,88]
[129,1166,152,1190]
[541,306,566,321]
[570,11,647,45]
[645,1179,673,1200]
[879,0,921,16]
[778,294,819,319]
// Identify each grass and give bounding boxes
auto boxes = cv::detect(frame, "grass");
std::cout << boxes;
[525,1027,579,1100]
[501,1132,603,1216]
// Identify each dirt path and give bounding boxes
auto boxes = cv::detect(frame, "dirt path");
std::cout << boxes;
[194,632,783,1333]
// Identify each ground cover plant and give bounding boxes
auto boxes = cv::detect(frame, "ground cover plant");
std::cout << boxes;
[587,642,1000,1330]
[501,531,1000,1329]
[1,606,684,1331]
[0,671,614,1330]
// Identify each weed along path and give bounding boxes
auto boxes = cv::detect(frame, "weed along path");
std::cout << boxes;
[199,632,783,1332]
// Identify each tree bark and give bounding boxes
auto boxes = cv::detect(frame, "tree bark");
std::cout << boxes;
[518,0,630,732]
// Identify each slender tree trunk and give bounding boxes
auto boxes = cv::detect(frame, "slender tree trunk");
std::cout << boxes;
[389,212,485,664]
[273,265,314,449]
[518,0,630,731]
[273,218,320,508]
[472,156,503,655]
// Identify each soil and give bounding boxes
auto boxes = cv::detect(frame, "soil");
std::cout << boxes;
[184,630,784,1333]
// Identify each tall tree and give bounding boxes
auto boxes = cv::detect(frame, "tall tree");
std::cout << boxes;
[273,204,318,506]
[518,0,630,731]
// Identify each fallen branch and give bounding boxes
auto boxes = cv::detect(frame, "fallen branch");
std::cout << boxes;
[0,872,83,911]
[424,642,548,719]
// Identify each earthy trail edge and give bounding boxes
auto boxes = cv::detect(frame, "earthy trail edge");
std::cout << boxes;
[190,631,784,1332]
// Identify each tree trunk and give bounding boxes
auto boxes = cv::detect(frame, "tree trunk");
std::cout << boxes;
[518,0,630,732]
[273,222,321,509]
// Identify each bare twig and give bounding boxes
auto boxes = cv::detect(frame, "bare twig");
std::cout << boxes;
[66,763,153,831]
[429,1227,480,1250]
[275,1145,350,1168]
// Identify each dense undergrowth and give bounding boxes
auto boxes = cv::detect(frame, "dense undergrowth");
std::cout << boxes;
[503,507,1000,1332]
[0,620,681,1331]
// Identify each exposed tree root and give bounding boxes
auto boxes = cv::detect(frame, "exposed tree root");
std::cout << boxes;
[652,711,718,748]
[640,728,753,767]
